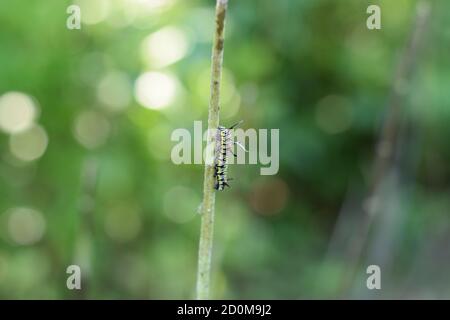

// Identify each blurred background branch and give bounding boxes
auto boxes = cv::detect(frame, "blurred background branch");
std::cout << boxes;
[339,0,432,296]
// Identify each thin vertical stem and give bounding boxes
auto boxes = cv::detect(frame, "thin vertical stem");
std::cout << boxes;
[196,0,229,300]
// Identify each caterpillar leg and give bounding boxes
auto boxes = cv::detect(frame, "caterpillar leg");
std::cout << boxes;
[234,141,247,152]
[228,120,244,129]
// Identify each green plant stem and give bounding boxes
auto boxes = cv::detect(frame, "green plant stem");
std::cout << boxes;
[196,0,229,300]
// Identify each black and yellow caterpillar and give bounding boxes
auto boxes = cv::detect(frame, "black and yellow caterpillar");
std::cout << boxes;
[214,121,246,191]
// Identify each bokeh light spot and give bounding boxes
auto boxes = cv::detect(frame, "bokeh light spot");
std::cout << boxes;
[315,95,353,134]
[249,178,289,216]
[104,204,142,243]
[97,71,132,112]
[0,92,38,134]
[9,125,48,162]
[6,207,46,245]
[124,0,176,29]
[74,110,111,149]
[134,72,178,110]
[132,0,175,12]
[141,26,190,68]
[76,0,111,25]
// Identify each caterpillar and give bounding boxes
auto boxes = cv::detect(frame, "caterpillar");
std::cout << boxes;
[214,120,247,191]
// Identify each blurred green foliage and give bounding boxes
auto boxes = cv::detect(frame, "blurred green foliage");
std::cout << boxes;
[0,0,449,299]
